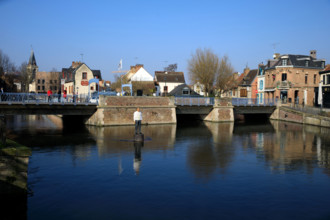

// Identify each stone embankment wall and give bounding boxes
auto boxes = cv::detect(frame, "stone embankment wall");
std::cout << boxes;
[0,140,31,194]
[86,96,177,126]
[204,98,234,122]
[270,107,330,127]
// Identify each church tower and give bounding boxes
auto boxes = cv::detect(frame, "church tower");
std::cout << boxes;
[27,49,38,78]
[26,49,38,92]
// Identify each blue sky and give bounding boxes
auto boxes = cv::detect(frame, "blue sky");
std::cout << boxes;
[1,0,330,83]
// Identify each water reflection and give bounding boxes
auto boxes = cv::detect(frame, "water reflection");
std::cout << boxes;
[133,141,143,175]
[87,124,176,156]
[185,122,235,181]
[87,124,177,174]
[267,121,330,175]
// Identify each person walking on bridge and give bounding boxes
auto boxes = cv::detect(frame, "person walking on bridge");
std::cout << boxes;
[133,107,142,134]
[47,89,53,102]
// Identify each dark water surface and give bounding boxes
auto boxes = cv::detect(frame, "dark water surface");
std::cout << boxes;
[5,115,330,220]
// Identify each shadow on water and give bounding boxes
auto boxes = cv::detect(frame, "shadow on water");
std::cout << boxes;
[5,115,96,149]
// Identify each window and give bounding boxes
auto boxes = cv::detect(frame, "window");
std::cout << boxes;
[305,74,308,84]
[182,88,190,95]
[282,59,287,66]
[50,86,53,90]
[314,74,316,84]
[42,79,45,84]
[38,79,40,84]
[322,62,325,69]
[50,80,53,84]
[323,75,326,84]
[305,61,309,67]
[327,75,330,85]
[259,80,264,90]
[281,73,287,81]
[164,86,168,92]
[272,74,276,81]
[54,86,57,91]
[240,89,247,97]
[42,86,45,91]
[54,80,57,84]
[37,86,40,90]
[82,72,87,80]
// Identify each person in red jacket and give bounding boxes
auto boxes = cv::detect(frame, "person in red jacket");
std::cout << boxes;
[47,89,53,102]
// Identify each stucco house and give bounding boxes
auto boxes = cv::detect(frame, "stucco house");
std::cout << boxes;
[154,71,185,95]
[61,61,102,96]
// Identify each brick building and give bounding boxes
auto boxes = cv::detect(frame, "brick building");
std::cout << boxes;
[34,71,61,93]
[264,50,326,106]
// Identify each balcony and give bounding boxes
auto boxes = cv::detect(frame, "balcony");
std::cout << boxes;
[276,80,292,89]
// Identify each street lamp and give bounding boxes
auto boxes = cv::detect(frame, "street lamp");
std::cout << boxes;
[164,76,167,97]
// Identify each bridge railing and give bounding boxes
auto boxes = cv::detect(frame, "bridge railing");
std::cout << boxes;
[232,98,276,106]
[0,93,94,105]
[174,97,215,106]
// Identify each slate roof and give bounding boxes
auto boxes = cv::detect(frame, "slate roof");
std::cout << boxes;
[169,83,201,97]
[266,54,325,69]
[239,69,258,86]
[155,71,185,83]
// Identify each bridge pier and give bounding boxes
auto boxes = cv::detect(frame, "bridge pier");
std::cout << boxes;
[204,98,234,122]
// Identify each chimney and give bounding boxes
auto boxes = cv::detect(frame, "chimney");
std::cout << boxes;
[310,50,316,59]
[243,67,250,76]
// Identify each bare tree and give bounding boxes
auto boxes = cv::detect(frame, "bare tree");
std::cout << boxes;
[188,48,219,96]
[164,63,178,72]
[0,49,16,75]
[215,55,235,95]
[110,74,129,92]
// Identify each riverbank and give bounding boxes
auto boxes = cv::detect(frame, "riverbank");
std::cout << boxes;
[0,139,31,194]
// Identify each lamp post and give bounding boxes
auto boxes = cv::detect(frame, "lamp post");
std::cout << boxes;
[76,86,79,102]
[164,76,167,97]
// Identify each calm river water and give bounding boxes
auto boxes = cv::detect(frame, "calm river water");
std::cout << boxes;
[4,115,330,220]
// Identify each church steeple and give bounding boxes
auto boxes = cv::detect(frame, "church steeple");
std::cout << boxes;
[28,49,37,66]
[26,49,38,92]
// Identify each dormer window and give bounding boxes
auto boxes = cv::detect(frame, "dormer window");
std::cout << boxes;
[305,61,309,67]
[282,59,287,66]
[322,62,325,69]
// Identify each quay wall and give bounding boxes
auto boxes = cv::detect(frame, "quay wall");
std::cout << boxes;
[270,106,330,127]
[86,96,177,126]
[0,139,31,194]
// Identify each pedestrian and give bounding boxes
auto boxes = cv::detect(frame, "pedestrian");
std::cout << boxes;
[63,90,67,102]
[57,90,61,102]
[133,107,142,134]
[47,89,53,102]
[0,87,3,102]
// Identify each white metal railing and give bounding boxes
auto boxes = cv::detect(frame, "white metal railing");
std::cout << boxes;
[231,98,276,106]
[174,97,215,106]
[0,93,95,105]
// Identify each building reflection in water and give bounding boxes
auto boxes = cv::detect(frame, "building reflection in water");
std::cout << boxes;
[87,124,177,174]
[267,121,330,175]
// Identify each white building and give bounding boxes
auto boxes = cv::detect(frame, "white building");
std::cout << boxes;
[61,61,102,95]
[257,65,265,104]
[154,71,185,95]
